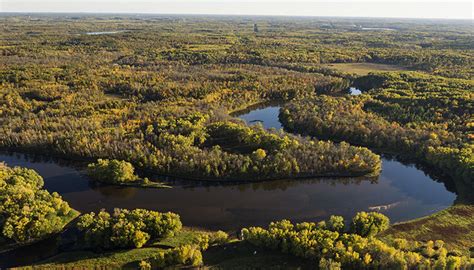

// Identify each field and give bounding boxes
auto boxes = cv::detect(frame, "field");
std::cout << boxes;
[323,62,409,75]
[381,205,474,256]
[19,243,313,269]
[17,228,312,269]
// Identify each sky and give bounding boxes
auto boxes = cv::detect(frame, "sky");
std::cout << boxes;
[1,0,473,20]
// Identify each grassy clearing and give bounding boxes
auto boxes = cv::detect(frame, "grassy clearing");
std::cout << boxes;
[18,248,161,269]
[17,228,208,269]
[61,209,81,227]
[151,228,209,248]
[380,204,474,255]
[17,228,311,269]
[19,242,312,270]
[323,62,408,75]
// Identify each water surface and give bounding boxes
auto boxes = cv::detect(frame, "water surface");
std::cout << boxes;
[0,104,458,230]
[0,104,459,266]
[85,30,128,35]
[361,27,397,31]
[0,152,455,231]
[0,97,457,233]
[233,103,283,129]
[349,87,362,95]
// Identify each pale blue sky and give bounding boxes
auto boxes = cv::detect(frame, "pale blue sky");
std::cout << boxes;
[1,0,472,19]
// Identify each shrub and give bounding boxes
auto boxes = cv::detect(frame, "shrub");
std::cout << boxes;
[392,238,409,250]
[210,230,229,245]
[147,245,203,268]
[319,258,342,270]
[446,256,462,270]
[138,260,151,270]
[252,148,267,160]
[193,234,210,250]
[193,230,230,250]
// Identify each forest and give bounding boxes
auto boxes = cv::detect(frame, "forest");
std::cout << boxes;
[280,72,473,187]
[0,14,472,268]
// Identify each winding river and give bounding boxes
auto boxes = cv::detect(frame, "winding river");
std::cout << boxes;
[2,104,457,229]
[0,104,458,266]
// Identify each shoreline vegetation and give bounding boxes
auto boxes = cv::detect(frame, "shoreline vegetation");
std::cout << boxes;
[2,143,468,268]
[0,163,80,252]
[2,156,471,269]
[13,208,473,269]
[2,146,381,183]
[0,118,383,181]
[86,158,171,188]
[0,210,80,254]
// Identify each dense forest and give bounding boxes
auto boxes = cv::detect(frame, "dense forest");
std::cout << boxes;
[0,19,386,181]
[1,15,472,182]
[0,14,472,268]
[281,72,473,187]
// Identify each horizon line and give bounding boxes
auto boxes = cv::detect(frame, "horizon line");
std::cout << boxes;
[1,11,472,21]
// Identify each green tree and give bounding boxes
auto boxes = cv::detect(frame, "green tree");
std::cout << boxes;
[327,215,345,233]
[77,208,182,249]
[0,165,75,244]
[87,159,138,184]
[350,211,390,237]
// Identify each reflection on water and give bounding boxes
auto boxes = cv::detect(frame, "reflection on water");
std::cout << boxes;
[349,87,362,95]
[0,152,455,231]
[0,103,460,266]
[85,30,128,35]
[361,27,397,31]
[232,102,284,130]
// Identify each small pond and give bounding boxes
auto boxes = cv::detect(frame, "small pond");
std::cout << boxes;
[85,30,128,35]
[232,102,284,129]
[361,27,397,31]
[349,87,362,95]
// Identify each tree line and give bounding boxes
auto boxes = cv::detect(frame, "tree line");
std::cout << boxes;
[281,72,473,187]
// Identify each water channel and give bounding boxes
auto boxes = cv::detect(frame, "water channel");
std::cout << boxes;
[2,104,456,230]
[0,103,458,266]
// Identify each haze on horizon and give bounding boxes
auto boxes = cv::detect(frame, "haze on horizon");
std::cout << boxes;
[1,0,472,20]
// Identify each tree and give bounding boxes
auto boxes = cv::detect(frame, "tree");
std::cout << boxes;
[327,215,345,232]
[350,211,389,237]
[87,159,138,184]
[77,208,182,249]
[0,165,75,244]
[252,148,267,161]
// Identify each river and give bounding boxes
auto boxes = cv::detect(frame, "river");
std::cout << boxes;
[0,103,458,266]
[1,103,456,230]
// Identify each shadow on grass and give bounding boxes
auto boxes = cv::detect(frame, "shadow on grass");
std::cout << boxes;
[203,241,315,269]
